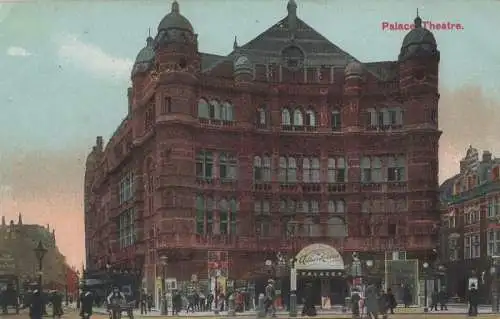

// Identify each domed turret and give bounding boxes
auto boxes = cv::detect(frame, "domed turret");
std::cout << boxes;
[344,61,363,78]
[399,13,439,61]
[131,36,155,77]
[233,55,253,83]
[157,1,193,33]
[156,1,195,47]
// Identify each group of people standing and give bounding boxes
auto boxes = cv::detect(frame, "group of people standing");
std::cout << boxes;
[350,286,396,319]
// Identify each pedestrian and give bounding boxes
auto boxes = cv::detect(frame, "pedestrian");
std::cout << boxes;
[301,283,317,317]
[139,289,148,314]
[378,289,389,319]
[51,291,63,318]
[265,279,276,317]
[350,288,361,318]
[199,291,206,311]
[430,288,439,311]
[79,288,93,319]
[402,284,412,307]
[386,288,397,314]
[468,284,478,317]
[365,284,379,319]
[29,289,43,319]
[438,288,448,311]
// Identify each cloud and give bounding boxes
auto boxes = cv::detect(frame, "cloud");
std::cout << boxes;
[55,34,133,81]
[439,85,500,181]
[6,46,31,57]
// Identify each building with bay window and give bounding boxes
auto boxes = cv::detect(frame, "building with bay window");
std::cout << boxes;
[84,0,441,305]
[440,146,500,302]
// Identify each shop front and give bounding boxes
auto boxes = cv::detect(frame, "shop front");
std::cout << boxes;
[294,244,348,306]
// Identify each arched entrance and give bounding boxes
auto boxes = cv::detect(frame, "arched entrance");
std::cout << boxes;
[294,244,347,306]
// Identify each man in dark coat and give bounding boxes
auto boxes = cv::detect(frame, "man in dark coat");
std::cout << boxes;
[468,284,478,317]
[402,284,412,307]
[139,290,148,314]
[79,289,93,319]
[386,288,397,314]
[264,279,276,317]
[438,288,448,310]
[51,291,64,318]
[29,289,43,319]
[365,285,379,319]
[301,283,316,317]
[350,288,361,318]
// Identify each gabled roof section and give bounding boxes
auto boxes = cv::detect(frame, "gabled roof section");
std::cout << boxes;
[199,1,397,80]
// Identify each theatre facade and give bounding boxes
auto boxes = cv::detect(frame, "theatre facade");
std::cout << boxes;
[84,0,442,302]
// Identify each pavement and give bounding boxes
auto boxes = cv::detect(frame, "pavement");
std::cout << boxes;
[90,304,497,318]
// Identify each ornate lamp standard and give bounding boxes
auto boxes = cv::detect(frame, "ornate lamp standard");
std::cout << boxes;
[490,255,500,313]
[159,256,168,315]
[213,262,221,315]
[34,240,47,315]
[423,262,430,312]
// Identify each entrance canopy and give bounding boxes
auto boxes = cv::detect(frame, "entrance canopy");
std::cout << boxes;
[295,243,344,270]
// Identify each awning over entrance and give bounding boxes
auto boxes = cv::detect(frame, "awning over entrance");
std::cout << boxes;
[295,243,345,271]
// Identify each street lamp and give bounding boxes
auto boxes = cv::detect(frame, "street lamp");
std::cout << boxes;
[491,256,500,313]
[289,257,297,318]
[214,262,221,315]
[423,262,429,313]
[34,240,47,316]
[159,256,168,316]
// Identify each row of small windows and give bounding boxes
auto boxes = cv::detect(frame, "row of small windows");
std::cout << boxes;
[198,99,234,121]
[254,156,347,183]
[195,196,238,235]
[279,109,341,131]
[367,108,404,128]
[361,156,406,182]
[254,199,346,214]
[196,151,237,180]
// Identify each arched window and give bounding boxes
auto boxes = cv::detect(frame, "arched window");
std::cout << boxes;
[327,217,347,237]
[361,157,372,182]
[293,109,303,126]
[305,109,316,126]
[361,200,370,214]
[372,157,382,182]
[311,158,320,183]
[303,217,321,237]
[219,199,229,235]
[336,200,345,213]
[281,109,291,125]
[257,107,266,125]
[211,100,221,120]
[253,156,262,181]
[262,156,271,182]
[331,110,341,131]
[328,200,336,213]
[302,158,311,183]
[198,98,210,118]
[223,101,234,121]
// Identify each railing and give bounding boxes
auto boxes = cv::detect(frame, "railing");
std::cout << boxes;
[154,233,436,252]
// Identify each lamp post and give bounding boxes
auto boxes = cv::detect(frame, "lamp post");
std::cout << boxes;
[214,262,221,315]
[34,240,47,316]
[289,257,297,317]
[160,256,168,316]
[76,270,80,309]
[491,256,500,313]
[423,262,429,312]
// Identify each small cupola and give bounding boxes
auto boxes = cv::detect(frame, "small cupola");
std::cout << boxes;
[131,36,155,77]
[399,10,439,61]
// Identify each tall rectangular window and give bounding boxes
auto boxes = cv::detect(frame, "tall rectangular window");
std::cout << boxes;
[328,157,346,183]
[195,195,213,235]
[255,199,270,237]
[220,153,237,180]
[196,151,213,179]
[229,198,238,235]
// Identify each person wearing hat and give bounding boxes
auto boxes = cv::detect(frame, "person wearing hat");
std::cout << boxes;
[467,283,478,317]
[79,287,93,319]
[265,279,276,317]
[51,290,63,318]
[29,289,43,319]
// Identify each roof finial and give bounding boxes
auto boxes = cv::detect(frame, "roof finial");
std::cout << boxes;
[287,0,297,39]
[148,27,151,37]
[17,213,22,225]
[414,8,422,28]
[233,36,238,50]
[171,0,179,14]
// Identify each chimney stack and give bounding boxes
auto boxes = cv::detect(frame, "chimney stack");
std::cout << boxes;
[482,150,492,163]
[96,136,103,152]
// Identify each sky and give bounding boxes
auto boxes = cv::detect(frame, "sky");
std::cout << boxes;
[1,0,500,267]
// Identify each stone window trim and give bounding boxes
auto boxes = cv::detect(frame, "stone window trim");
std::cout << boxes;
[197,98,234,122]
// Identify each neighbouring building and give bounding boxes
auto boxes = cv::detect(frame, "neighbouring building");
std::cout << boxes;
[0,214,68,290]
[84,0,441,305]
[440,146,500,302]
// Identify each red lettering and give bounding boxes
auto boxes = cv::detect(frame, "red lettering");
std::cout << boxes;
[382,22,389,30]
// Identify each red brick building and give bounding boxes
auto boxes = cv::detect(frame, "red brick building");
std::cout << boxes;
[84,0,441,299]
[440,146,500,302]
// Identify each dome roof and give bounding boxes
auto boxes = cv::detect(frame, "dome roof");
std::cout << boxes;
[131,36,155,77]
[345,61,363,77]
[399,15,438,61]
[157,1,193,33]
[135,37,155,64]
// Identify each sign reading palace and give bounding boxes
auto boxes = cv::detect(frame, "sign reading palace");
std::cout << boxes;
[295,244,345,270]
